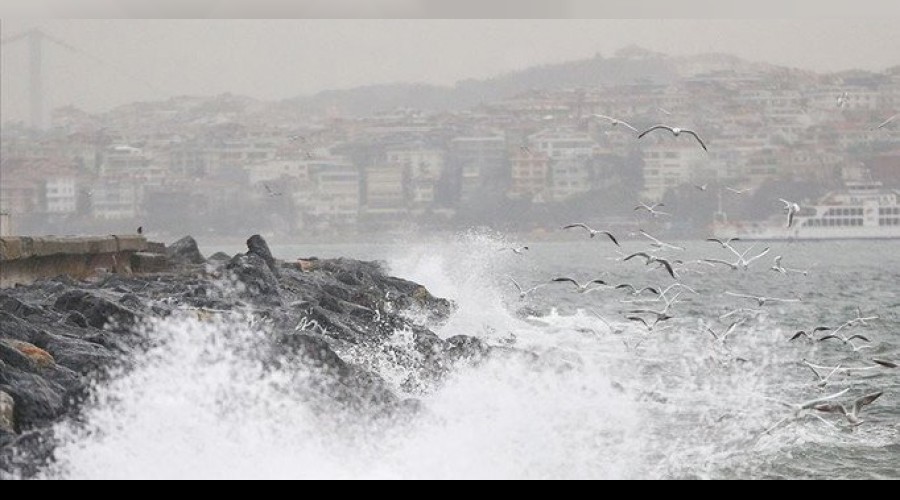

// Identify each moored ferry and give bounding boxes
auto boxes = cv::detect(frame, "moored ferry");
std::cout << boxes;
[713,180,900,241]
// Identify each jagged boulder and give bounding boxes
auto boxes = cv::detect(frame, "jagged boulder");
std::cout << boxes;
[53,290,139,331]
[247,234,279,276]
[166,236,206,266]
[226,254,280,299]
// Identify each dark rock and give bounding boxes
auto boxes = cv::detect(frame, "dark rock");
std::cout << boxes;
[166,236,206,266]
[246,234,278,276]
[444,335,492,364]
[42,336,120,375]
[0,296,42,318]
[226,254,280,300]
[65,311,89,328]
[0,373,67,430]
[54,290,139,332]
[207,252,232,262]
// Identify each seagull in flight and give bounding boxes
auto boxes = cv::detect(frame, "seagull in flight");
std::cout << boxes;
[592,114,640,133]
[873,114,897,130]
[509,278,546,300]
[834,307,880,333]
[634,203,671,218]
[703,246,770,271]
[552,277,608,294]
[500,246,530,255]
[725,187,751,195]
[725,291,800,307]
[624,252,679,280]
[762,388,851,436]
[818,332,872,346]
[563,224,620,246]
[592,311,626,335]
[804,362,843,389]
[626,315,671,332]
[771,256,810,276]
[615,284,661,297]
[638,125,708,151]
[639,230,685,251]
[814,391,883,428]
[780,199,801,228]
[836,92,850,109]
[707,237,741,249]
[264,184,283,197]
[704,320,744,348]
[789,327,832,342]
[694,183,709,192]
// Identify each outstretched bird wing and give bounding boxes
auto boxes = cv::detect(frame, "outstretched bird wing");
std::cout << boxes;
[683,130,708,151]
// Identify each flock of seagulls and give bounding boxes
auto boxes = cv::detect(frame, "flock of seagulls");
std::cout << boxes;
[496,101,895,440]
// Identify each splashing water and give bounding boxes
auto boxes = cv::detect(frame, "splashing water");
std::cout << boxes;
[37,235,900,479]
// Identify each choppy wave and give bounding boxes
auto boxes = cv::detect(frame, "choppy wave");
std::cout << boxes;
[39,235,900,479]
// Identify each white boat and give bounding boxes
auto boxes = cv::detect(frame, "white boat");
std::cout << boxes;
[713,180,900,241]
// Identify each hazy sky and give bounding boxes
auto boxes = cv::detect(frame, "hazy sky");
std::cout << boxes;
[2,19,899,123]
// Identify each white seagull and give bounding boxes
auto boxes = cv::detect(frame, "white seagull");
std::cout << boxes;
[873,114,897,130]
[509,278,546,300]
[624,252,679,280]
[638,125,708,151]
[707,237,741,249]
[779,199,801,228]
[704,320,744,348]
[264,184,283,197]
[592,114,640,133]
[634,203,671,218]
[552,277,608,294]
[500,246,530,255]
[725,291,800,307]
[762,388,851,436]
[814,391,883,427]
[789,327,832,342]
[703,246,771,271]
[639,230,685,251]
[804,362,843,389]
[694,183,709,192]
[563,224,620,246]
[592,311,626,335]
[726,187,751,195]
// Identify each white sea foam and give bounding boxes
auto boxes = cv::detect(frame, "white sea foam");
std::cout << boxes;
[37,234,895,479]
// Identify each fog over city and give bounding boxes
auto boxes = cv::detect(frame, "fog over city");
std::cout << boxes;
[1,19,899,242]
[2,14,900,481]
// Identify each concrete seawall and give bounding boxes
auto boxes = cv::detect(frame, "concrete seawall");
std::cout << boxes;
[0,236,149,288]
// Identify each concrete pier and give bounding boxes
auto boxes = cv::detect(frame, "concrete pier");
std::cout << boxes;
[0,235,149,288]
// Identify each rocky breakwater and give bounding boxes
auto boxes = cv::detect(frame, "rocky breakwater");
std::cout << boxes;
[0,234,533,478]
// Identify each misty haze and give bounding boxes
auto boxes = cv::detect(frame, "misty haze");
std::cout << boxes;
[0,19,898,480]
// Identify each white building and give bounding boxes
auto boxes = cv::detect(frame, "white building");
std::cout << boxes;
[450,135,508,203]
[386,148,444,210]
[45,177,78,214]
[301,159,360,227]
[642,144,709,200]
[528,128,597,160]
[92,180,140,220]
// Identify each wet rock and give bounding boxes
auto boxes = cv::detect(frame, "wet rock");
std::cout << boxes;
[246,234,279,276]
[0,371,67,429]
[207,252,232,262]
[65,311,89,328]
[0,391,14,434]
[4,342,54,369]
[226,254,281,300]
[0,232,467,477]
[166,236,205,266]
[444,335,491,364]
[54,290,139,331]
